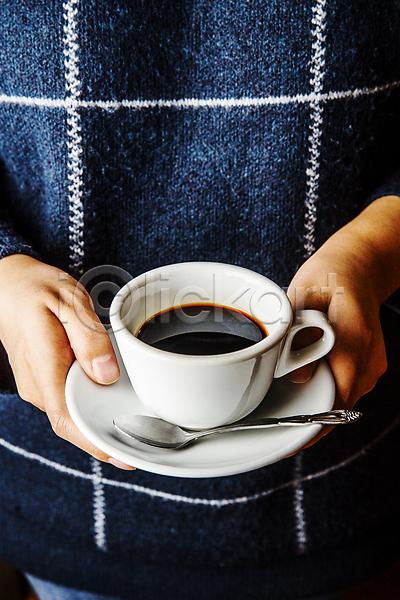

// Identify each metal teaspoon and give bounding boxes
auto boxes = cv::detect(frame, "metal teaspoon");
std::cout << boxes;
[113,410,362,449]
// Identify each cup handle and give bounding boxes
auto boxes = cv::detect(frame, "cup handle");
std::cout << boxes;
[274,309,335,378]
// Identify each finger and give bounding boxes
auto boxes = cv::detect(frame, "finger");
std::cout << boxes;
[49,282,120,385]
[5,320,61,411]
[288,362,317,383]
[30,311,134,469]
[12,357,44,409]
[294,338,367,454]
[284,395,347,456]
[284,425,335,457]
[287,326,322,383]
[327,316,387,406]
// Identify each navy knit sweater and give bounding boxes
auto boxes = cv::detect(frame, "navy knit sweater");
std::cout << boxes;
[1,1,400,599]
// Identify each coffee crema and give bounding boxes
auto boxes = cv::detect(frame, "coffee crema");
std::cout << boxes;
[136,303,268,355]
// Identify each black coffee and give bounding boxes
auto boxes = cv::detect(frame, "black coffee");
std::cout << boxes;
[136,304,268,355]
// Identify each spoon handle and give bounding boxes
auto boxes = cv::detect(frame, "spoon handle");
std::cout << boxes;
[191,410,361,439]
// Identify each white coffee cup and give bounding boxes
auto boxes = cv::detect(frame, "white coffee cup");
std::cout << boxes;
[110,262,335,429]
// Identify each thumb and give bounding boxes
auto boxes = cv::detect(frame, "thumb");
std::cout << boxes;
[61,287,120,385]
[91,349,120,384]
[71,325,120,385]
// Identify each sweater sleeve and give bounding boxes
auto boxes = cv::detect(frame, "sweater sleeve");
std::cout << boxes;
[364,168,400,313]
[0,164,40,261]
[365,167,400,206]
[0,214,39,261]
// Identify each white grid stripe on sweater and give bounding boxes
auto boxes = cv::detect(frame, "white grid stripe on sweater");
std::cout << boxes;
[91,458,107,551]
[63,0,84,275]
[292,0,328,554]
[304,0,327,256]
[0,80,399,112]
[0,411,399,508]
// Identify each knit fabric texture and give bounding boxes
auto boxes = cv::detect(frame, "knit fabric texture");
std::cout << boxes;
[1,1,400,599]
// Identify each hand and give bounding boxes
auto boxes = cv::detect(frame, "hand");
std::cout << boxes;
[287,250,387,406]
[286,195,400,447]
[0,255,134,469]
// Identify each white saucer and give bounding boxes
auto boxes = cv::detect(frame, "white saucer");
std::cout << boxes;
[65,334,335,478]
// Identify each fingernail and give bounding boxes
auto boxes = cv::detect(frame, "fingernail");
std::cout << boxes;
[108,458,136,470]
[92,354,120,384]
